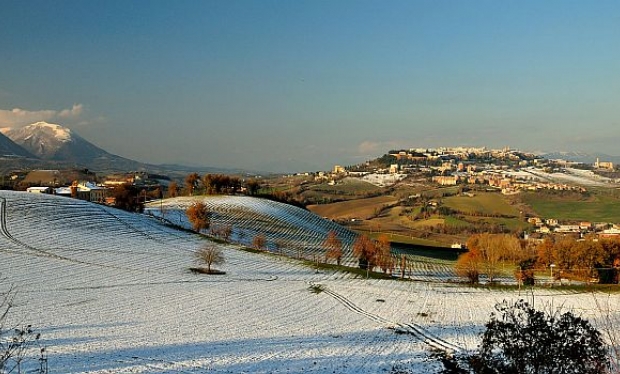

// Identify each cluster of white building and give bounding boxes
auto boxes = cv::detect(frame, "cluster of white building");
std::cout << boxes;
[528,217,620,238]
[26,182,107,203]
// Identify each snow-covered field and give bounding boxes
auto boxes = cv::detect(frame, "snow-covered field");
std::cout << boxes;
[1,191,619,373]
[145,196,456,283]
[361,173,408,187]
[523,167,618,187]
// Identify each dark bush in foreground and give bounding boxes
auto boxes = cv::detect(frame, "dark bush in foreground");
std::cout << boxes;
[440,299,609,374]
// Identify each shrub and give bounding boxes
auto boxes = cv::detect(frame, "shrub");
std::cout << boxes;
[471,299,608,374]
[440,299,609,374]
[0,289,48,373]
[308,284,324,294]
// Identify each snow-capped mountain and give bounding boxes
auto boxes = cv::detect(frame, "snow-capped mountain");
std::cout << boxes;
[0,121,234,175]
[0,131,34,158]
[1,121,112,162]
[0,121,158,173]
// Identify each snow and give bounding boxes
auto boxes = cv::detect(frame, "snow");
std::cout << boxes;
[361,173,407,187]
[30,121,73,142]
[1,191,619,373]
[145,196,456,283]
[523,167,617,187]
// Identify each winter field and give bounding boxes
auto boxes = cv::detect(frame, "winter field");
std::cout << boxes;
[1,191,619,373]
[522,167,618,187]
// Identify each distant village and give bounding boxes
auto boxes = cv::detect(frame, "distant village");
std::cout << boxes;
[3,169,170,205]
[326,146,620,240]
[5,146,620,240]
[322,146,616,190]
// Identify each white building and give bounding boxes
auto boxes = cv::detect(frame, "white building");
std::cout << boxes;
[26,187,51,194]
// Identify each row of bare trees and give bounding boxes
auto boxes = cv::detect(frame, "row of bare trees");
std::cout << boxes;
[185,200,399,275]
[536,236,620,283]
[455,233,620,284]
[455,233,523,284]
[179,173,261,197]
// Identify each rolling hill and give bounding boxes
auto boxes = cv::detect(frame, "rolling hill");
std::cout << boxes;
[0,131,34,158]
[0,191,616,373]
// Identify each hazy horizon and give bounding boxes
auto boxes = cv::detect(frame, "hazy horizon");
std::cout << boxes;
[1,1,619,172]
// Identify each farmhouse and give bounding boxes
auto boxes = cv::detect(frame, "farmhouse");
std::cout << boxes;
[432,175,458,186]
[26,186,51,194]
[555,225,581,233]
[600,228,620,238]
[54,182,108,202]
[75,182,107,203]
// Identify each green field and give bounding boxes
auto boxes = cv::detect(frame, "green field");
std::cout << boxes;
[522,192,620,222]
[443,192,520,217]
[366,231,446,248]
[309,177,383,194]
[308,195,398,220]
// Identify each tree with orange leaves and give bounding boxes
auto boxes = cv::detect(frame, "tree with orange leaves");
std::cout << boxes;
[353,234,377,270]
[185,201,209,233]
[455,248,481,284]
[324,230,343,265]
[376,234,393,274]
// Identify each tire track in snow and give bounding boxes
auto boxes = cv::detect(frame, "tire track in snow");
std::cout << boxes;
[0,197,57,257]
[316,283,462,353]
[0,197,18,243]
[0,197,141,271]
[93,204,170,245]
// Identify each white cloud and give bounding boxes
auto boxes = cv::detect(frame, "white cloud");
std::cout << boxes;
[58,103,83,119]
[0,104,86,128]
[357,140,402,156]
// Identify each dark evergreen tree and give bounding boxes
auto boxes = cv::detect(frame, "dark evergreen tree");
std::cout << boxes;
[439,299,609,374]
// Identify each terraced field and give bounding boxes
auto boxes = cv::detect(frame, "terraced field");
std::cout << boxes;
[1,191,618,373]
[146,196,457,282]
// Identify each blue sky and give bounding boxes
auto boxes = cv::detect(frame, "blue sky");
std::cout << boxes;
[1,1,619,172]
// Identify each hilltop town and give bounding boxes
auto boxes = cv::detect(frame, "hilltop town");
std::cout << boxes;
[332,146,617,191]
[300,146,620,245]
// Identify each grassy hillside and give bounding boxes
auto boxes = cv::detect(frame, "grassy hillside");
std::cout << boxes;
[307,195,398,220]
[299,177,383,204]
[443,192,520,217]
[521,190,620,222]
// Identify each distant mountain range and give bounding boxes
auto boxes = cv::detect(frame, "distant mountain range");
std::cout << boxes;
[540,151,620,165]
[0,121,154,173]
[0,122,616,176]
[0,131,34,158]
[0,121,251,176]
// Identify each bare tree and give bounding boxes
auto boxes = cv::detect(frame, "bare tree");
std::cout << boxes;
[194,244,225,273]
[593,293,620,372]
[186,202,210,233]
[253,233,267,250]
[0,287,48,373]
[209,223,233,241]
[220,224,233,242]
